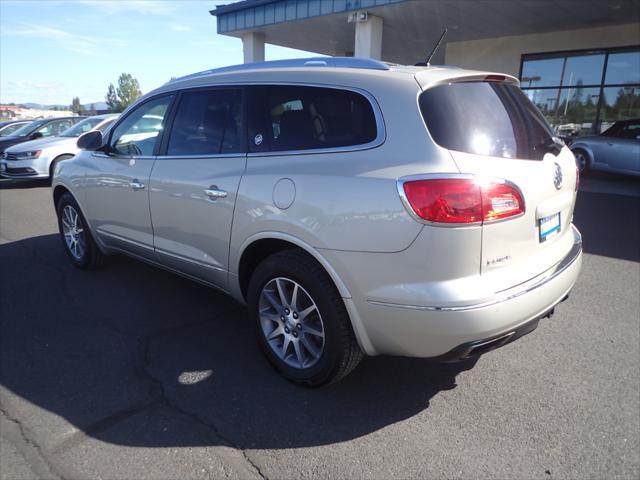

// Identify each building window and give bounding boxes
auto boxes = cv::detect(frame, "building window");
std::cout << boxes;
[520,47,640,139]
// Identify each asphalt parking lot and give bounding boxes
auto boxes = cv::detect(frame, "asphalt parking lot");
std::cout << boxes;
[0,173,638,480]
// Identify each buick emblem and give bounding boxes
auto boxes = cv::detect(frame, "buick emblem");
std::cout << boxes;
[553,162,563,190]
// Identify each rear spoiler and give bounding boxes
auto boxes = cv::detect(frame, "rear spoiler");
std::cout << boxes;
[415,70,519,90]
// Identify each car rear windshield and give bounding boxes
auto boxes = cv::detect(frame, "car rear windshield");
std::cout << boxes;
[419,82,556,160]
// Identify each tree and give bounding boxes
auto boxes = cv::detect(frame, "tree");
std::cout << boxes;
[70,97,82,115]
[115,73,142,111]
[105,83,119,112]
[105,73,142,113]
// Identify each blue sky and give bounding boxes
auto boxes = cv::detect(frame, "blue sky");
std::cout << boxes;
[0,0,315,105]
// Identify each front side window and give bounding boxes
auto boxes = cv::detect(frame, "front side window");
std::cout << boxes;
[167,89,242,155]
[419,82,556,161]
[604,121,640,139]
[110,95,173,156]
[250,85,377,152]
[9,120,44,137]
[35,121,61,137]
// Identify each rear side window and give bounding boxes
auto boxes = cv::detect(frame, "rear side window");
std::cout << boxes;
[249,85,377,152]
[419,82,556,160]
[167,89,243,156]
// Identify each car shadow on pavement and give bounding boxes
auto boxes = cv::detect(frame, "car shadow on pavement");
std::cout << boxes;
[0,233,477,450]
[0,178,50,189]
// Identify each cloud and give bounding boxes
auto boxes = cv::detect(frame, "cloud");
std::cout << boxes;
[76,0,177,16]
[4,22,74,40]
[2,21,105,56]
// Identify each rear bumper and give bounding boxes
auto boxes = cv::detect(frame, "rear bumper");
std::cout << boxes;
[339,225,583,357]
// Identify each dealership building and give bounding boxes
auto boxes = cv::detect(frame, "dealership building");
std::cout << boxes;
[211,0,640,136]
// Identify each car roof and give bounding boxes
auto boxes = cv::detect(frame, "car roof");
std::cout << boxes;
[149,57,518,103]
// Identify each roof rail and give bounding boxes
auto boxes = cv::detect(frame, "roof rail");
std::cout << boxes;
[171,57,390,83]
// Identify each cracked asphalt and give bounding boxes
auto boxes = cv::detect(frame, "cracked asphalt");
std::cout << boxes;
[0,173,638,480]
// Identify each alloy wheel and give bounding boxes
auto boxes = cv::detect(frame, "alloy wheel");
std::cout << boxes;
[258,277,325,369]
[61,205,86,261]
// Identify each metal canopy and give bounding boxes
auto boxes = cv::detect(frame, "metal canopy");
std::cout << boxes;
[211,0,640,64]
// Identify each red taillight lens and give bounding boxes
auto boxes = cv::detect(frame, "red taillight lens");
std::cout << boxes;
[481,182,525,221]
[402,178,524,224]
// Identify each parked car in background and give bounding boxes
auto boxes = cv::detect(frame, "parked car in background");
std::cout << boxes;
[0,120,31,137]
[570,119,640,176]
[1,114,118,180]
[0,116,86,154]
[52,58,582,385]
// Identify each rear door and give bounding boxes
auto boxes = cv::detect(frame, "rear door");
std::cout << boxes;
[149,87,246,289]
[419,80,578,291]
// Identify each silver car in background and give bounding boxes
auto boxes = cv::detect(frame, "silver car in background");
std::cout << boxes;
[570,119,640,176]
[1,114,118,179]
[52,58,582,386]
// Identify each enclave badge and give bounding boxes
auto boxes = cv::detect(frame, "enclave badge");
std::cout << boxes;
[553,162,563,190]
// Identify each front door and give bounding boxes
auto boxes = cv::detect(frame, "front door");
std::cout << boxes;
[82,94,174,259]
[149,88,246,289]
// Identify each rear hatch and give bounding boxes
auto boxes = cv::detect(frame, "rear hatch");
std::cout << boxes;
[418,77,578,292]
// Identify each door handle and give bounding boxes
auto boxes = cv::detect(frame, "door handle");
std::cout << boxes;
[205,186,228,200]
[130,179,145,190]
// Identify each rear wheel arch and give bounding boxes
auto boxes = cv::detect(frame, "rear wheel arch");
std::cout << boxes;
[237,235,351,302]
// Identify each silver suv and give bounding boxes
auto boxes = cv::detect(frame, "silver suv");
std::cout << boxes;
[52,58,582,386]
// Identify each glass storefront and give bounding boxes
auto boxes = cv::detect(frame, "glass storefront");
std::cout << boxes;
[520,47,640,139]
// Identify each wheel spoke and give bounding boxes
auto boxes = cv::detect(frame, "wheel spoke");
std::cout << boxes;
[281,336,291,358]
[298,304,317,321]
[293,339,305,367]
[290,284,299,310]
[263,290,282,311]
[302,324,324,338]
[275,278,288,307]
[267,324,284,341]
[260,309,281,323]
[301,335,320,359]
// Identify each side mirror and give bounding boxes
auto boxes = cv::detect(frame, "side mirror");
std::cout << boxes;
[30,131,43,140]
[77,130,104,151]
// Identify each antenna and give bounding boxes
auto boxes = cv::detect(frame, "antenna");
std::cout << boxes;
[416,28,448,67]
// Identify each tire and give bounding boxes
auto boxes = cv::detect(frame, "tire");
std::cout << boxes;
[56,192,103,270]
[572,148,590,174]
[49,154,74,179]
[247,249,363,386]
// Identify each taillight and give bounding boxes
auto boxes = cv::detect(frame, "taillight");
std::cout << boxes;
[400,177,524,224]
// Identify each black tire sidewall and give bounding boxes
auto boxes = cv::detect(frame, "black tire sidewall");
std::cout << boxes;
[573,149,590,173]
[56,193,92,268]
[248,252,348,386]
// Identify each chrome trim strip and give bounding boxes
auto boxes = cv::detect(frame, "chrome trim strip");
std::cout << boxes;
[155,153,246,160]
[155,248,226,273]
[367,226,582,312]
[96,230,155,252]
[396,173,526,228]
[149,81,385,157]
